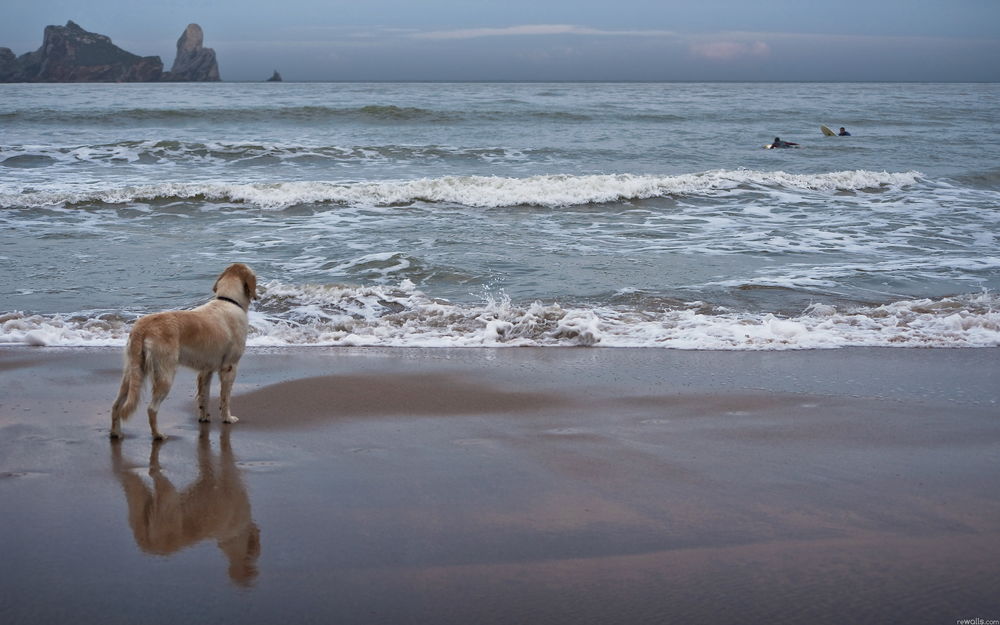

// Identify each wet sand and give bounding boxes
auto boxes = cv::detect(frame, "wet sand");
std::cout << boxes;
[1,346,998,625]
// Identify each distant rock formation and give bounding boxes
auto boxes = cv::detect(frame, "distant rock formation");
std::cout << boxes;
[0,21,225,83]
[161,24,220,82]
[0,21,162,82]
[266,70,282,82]
[0,48,18,81]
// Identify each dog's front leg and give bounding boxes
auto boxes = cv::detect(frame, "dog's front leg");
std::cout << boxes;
[197,371,213,422]
[219,364,239,424]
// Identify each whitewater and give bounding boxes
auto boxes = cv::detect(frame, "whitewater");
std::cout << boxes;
[1,81,998,349]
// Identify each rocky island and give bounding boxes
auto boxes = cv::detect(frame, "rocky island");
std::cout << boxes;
[162,24,220,82]
[0,21,220,82]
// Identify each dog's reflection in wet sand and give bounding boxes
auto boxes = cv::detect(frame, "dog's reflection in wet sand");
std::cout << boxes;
[111,428,260,586]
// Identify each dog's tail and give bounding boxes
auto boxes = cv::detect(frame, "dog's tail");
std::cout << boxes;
[112,329,149,422]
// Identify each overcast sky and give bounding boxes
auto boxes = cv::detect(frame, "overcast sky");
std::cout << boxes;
[2,0,998,81]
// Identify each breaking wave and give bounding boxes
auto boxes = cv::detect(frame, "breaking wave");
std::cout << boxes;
[0,169,925,210]
[3,282,998,349]
[0,104,602,125]
[1,140,543,169]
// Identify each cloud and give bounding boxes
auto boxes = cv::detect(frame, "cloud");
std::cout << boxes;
[413,24,676,40]
[689,40,770,60]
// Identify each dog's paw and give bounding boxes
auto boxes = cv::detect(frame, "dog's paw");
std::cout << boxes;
[198,416,211,423]
[223,415,239,424]
[152,432,168,441]
[109,430,123,440]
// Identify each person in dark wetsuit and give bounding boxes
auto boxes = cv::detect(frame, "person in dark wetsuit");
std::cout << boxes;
[838,127,851,136]
[770,137,798,148]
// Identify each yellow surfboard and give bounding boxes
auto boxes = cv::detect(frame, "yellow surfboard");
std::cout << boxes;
[821,125,836,137]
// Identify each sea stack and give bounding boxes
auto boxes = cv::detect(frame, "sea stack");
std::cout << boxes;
[0,21,162,82]
[162,23,220,81]
[266,70,282,82]
[0,48,19,81]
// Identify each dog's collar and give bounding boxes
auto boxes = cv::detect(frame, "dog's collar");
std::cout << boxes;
[215,296,246,311]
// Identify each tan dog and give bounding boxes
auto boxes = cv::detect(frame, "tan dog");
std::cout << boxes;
[110,263,257,439]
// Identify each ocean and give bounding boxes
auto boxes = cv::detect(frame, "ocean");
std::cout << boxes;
[1,81,998,349]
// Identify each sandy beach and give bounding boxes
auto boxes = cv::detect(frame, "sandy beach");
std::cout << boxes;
[1,345,998,624]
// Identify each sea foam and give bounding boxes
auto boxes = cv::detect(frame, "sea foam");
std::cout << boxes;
[3,283,998,350]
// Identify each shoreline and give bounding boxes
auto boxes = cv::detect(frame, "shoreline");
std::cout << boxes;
[3,343,997,405]
[1,346,998,624]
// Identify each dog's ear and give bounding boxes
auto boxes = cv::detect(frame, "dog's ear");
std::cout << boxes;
[212,275,221,294]
[244,272,258,301]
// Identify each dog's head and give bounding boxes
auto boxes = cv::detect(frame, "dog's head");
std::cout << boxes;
[222,522,261,587]
[213,263,258,303]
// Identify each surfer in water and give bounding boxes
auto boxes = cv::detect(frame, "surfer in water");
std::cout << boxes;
[839,127,851,136]
[770,137,798,149]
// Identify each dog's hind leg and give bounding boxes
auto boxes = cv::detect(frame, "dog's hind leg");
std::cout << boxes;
[147,363,177,440]
[110,335,146,439]
[219,363,239,424]
[110,376,129,439]
[197,370,213,422]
